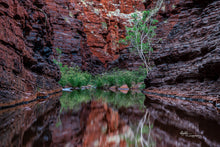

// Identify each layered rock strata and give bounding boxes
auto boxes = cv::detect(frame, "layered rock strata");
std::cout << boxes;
[45,0,105,73]
[145,0,220,101]
[0,0,61,106]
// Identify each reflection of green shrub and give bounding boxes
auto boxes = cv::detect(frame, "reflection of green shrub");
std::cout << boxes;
[59,89,146,112]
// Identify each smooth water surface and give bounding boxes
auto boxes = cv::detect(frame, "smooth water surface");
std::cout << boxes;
[0,89,219,146]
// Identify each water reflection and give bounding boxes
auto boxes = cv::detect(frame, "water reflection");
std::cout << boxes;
[0,97,60,147]
[59,89,146,111]
[51,90,147,146]
[144,95,220,147]
[0,90,219,146]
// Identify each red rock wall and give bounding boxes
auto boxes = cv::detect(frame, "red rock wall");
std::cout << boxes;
[45,0,105,73]
[145,0,220,97]
[1,0,219,106]
[73,0,146,68]
[0,0,62,106]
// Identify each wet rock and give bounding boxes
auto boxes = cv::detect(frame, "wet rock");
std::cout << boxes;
[143,93,220,147]
[109,86,117,92]
[119,84,129,90]
[0,95,60,147]
[118,84,129,94]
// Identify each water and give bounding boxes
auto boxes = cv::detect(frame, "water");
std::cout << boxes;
[0,90,219,146]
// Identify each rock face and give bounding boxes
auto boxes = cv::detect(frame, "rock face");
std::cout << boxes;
[45,0,104,73]
[0,0,146,105]
[0,0,61,106]
[144,94,220,147]
[0,0,107,106]
[1,0,219,106]
[145,0,220,98]
[73,0,145,69]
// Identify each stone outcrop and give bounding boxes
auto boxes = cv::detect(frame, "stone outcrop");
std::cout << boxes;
[145,0,220,100]
[0,0,61,106]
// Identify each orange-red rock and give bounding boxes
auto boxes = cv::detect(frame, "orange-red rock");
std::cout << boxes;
[73,0,145,67]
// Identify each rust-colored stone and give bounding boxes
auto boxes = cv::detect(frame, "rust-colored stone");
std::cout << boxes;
[0,0,61,106]
[73,0,145,68]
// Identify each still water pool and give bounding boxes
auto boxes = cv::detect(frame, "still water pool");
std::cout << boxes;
[0,90,219,146]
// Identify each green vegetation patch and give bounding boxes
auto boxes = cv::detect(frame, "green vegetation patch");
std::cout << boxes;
[55,60,146,89]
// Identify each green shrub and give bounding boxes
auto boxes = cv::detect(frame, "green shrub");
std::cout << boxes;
[54,56,146,88]
[58,65,92,87]
[91,69,146,88]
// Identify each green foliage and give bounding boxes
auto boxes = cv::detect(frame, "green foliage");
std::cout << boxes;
[91,69,146,88]
[101,22,108,29]
[54,49,146,89]
[120,10,159,72]
[59,65,92,87]
[56,48,62,54]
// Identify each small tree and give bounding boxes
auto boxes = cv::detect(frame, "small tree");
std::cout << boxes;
[120,0,163,73]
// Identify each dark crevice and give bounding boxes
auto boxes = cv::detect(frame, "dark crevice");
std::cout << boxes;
[0,2,9,8]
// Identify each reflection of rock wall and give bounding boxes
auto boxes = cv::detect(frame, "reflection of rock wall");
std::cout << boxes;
[0,96,60,146]
[51,101,134,146]
[144,95,220,147]
[81,101,133,146]
[145,0,220,97]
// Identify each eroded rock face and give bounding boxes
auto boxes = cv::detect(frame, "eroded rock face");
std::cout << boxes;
[0,0,61,106]
[0,0,106,106]
[145,0,220,98]
[73,0,146,68]
[45,0,105,73]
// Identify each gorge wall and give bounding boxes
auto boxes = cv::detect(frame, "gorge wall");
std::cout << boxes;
[0,0,146,106]
[144,0,220,101]
[1,0,219,106]
[0,0,62,106]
